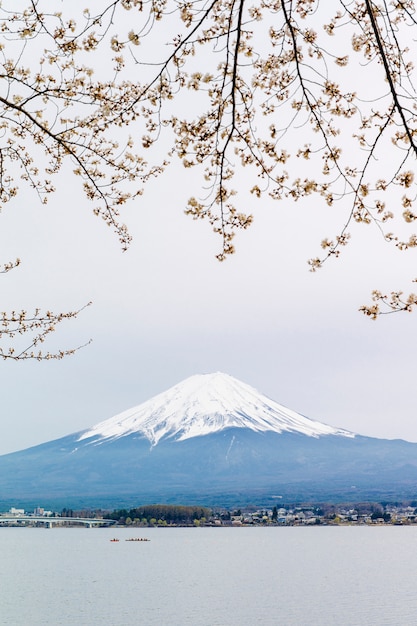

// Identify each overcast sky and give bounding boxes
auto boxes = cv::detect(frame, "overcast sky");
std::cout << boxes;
[1,2,417,455]
[1,150,417,456]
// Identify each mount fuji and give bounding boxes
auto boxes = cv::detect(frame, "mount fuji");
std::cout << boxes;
[77,372,354,445]
[1,372,417,509]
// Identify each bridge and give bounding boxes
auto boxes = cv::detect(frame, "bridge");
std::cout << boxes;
[0,516,117,528]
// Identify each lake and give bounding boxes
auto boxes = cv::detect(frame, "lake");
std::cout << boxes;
[1,526,417,625]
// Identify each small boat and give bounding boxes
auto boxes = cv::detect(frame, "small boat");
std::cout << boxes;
[125,537,150,542]
[110,538,119,542]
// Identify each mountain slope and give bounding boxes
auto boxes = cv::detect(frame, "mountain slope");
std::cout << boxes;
[0,373,416,509]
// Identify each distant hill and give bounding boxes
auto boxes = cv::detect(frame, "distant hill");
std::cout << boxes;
[1,372,417,509]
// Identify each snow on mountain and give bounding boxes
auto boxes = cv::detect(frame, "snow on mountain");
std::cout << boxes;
[78,372,355,447]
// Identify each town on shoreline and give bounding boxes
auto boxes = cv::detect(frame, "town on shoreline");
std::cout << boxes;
[2,501,417,527]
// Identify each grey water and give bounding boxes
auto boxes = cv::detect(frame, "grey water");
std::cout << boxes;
[1,526,416,625]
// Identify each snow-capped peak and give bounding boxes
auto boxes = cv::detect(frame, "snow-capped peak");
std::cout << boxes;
[78,372,355,446]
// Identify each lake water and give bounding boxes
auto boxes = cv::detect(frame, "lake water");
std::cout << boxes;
[1,525,417,625]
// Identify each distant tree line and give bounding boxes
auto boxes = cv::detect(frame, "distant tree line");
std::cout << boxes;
[104,504,212,526]
[61,508,104,519]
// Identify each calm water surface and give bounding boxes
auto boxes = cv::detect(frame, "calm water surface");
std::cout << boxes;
[1,526,416,625]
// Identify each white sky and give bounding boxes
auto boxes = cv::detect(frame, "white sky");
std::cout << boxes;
[1,1,417,455]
